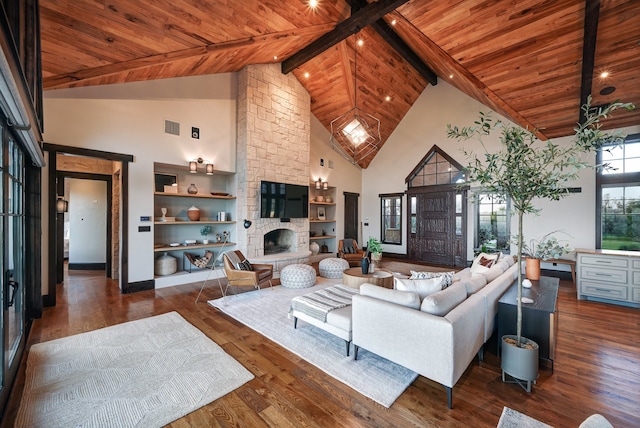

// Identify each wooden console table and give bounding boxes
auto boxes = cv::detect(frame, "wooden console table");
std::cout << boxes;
[498,276,559,371]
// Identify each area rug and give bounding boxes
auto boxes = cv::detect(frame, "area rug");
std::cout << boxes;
[496,406,553,428]
[208,278,418,407]
[15,311,254,428]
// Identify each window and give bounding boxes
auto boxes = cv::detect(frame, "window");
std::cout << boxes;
[410,195,417,234]
[597,134,640,251]
[380,193,402,244]
[475,193,510,252]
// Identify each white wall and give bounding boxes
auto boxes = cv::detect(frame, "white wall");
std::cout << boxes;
[43,74,237,283]
[68,178,107,263]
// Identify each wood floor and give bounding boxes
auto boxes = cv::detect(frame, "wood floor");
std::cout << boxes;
[2,264,639,427]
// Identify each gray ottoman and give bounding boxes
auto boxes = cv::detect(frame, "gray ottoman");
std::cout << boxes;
[280,263,316,289]
[319,257,349,279]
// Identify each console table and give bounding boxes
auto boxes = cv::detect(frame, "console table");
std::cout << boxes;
[498,276,559,371]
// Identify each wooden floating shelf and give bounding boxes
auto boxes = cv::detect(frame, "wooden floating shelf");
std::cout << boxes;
[154,192,236,199]
[310,201,335,205]
[154,242,236,252]
[154,220,235,225]
[309,235,336,240]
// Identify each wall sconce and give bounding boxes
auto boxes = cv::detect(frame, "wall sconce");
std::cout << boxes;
[316,178,329,190]
[205,162,214,175]
[189,157,214,174]
[56,197,69,213]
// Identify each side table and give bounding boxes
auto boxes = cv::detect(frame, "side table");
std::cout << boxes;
[342,268,394,289]
[497,276,559,372]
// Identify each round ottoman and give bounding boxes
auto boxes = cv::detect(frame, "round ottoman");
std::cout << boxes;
[280,264,316,289]
[319,257,349,279]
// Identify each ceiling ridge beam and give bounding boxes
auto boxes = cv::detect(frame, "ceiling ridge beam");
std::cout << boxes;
[281,0,409,74]
[43,24,335,90]
[578,0,601,124]
[347,0,437,86]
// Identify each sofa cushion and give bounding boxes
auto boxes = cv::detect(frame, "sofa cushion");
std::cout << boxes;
[360,283,421,309]
[480,264,505,283]
[463,274,488,295]
[409,270,455,288]
[452,268,471,283]
[420,282,468,316]
[470,252,500,274]
[394,276,444,299]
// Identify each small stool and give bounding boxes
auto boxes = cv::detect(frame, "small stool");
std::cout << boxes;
[280,264,316,289]
[319,258,349,279]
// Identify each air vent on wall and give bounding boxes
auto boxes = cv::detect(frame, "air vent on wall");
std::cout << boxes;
[164,120,180,136]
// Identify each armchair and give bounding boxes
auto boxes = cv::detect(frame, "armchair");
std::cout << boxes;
[222,250,273,296]
[338,239,365,267]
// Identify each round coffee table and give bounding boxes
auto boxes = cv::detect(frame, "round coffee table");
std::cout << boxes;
[342,267,394,289]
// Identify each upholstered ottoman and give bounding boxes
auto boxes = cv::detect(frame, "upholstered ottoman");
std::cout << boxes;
[319,257,349,279]
[280,263,316,289]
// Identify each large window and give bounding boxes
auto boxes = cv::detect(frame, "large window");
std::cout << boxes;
[598,134,640,251]
[475,193,510,252]
[380,193,402,244]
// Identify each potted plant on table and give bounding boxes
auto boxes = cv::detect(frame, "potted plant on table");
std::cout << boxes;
[521,232,572,280]
[447,97,634,390]
[200,225,212,244]
[367,237,383,267]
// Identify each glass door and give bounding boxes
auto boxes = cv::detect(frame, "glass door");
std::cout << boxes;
[0,120,26,410]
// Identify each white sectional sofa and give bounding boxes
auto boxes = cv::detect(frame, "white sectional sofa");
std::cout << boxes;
[352,255,518,408]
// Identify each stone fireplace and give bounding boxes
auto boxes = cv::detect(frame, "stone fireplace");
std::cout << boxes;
[234,63,311,267]
[264,228,295,255]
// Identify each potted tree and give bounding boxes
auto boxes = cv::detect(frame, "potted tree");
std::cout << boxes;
[447,97,634,390]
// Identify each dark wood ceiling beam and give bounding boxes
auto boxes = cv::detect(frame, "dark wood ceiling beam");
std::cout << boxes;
[348,0,437,86]
[281,0,409,74]
[579,0,600,124]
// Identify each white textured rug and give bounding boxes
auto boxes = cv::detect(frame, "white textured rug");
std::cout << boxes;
[497,406,553,428]
[208,278,418,407]
[15,311,253,428]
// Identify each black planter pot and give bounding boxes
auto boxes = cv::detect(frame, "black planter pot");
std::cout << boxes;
[501,334,539,392]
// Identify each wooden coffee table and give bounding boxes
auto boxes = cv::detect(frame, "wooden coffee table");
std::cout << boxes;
[342,267,394,289]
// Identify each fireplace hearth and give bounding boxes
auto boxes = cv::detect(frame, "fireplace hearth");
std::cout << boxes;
[264,229,295,255]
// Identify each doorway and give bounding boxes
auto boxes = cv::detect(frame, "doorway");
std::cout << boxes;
[343,192,360,243]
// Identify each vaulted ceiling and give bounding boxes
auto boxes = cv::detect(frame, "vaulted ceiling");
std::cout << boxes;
[40,0,640,168]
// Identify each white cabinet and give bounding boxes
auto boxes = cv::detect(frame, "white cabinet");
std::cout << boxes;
[153,163,236,287]
[577,250,640,308]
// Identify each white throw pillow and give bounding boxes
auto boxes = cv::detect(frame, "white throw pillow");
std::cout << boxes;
[360,283,421,309]
[470,252,500,274]
[394,276,444,300]
[409,270,455,288]
[420,282,468,316]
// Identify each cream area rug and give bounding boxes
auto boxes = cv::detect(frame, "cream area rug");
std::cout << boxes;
[15,311,254,428]
[208,277,418,408]
[497,406,553,428]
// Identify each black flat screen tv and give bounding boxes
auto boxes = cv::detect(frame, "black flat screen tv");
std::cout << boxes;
[260,181,309,219]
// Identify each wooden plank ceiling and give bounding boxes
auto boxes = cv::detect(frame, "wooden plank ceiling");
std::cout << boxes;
[40,0,640,168]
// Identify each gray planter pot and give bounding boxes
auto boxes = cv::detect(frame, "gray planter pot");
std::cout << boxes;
[501,334,539,392]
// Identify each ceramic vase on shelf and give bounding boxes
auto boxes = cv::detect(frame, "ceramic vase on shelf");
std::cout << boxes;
[187,205,200,221]
[187,183,198,194]
[309,242,320,255]
[154,252,177,276]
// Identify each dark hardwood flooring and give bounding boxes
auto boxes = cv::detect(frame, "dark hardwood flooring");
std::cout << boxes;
[2,262,639,427]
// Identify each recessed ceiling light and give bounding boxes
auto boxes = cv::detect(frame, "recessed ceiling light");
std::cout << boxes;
[357,39,364,47]
[385,95,391,102]
[309,0,318,8]
[391,19,397,26]
[304,72,310,78]
[449,74,454,79]
[273,55,278,60]
[600,71,610,79]
[600,86,616,96]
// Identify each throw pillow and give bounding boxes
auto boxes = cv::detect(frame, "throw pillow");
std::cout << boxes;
[409,270,456,289]
[343,242,354,254]
[394,276,444,300]
[420,282,467,316]
[238,259,253,271]
[462,274,488,295]
[360,283,421,309]
[470,252,500,274]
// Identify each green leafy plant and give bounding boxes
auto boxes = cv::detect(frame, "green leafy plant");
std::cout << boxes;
[367,237,382,256]
[200,226,212,237]
[447,96,634,347]
[521,232,572,260]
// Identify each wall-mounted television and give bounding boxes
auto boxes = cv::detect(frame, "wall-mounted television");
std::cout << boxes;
[260,181,309,219]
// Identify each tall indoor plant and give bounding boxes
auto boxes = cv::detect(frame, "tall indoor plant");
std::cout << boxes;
[447,97,634,349]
